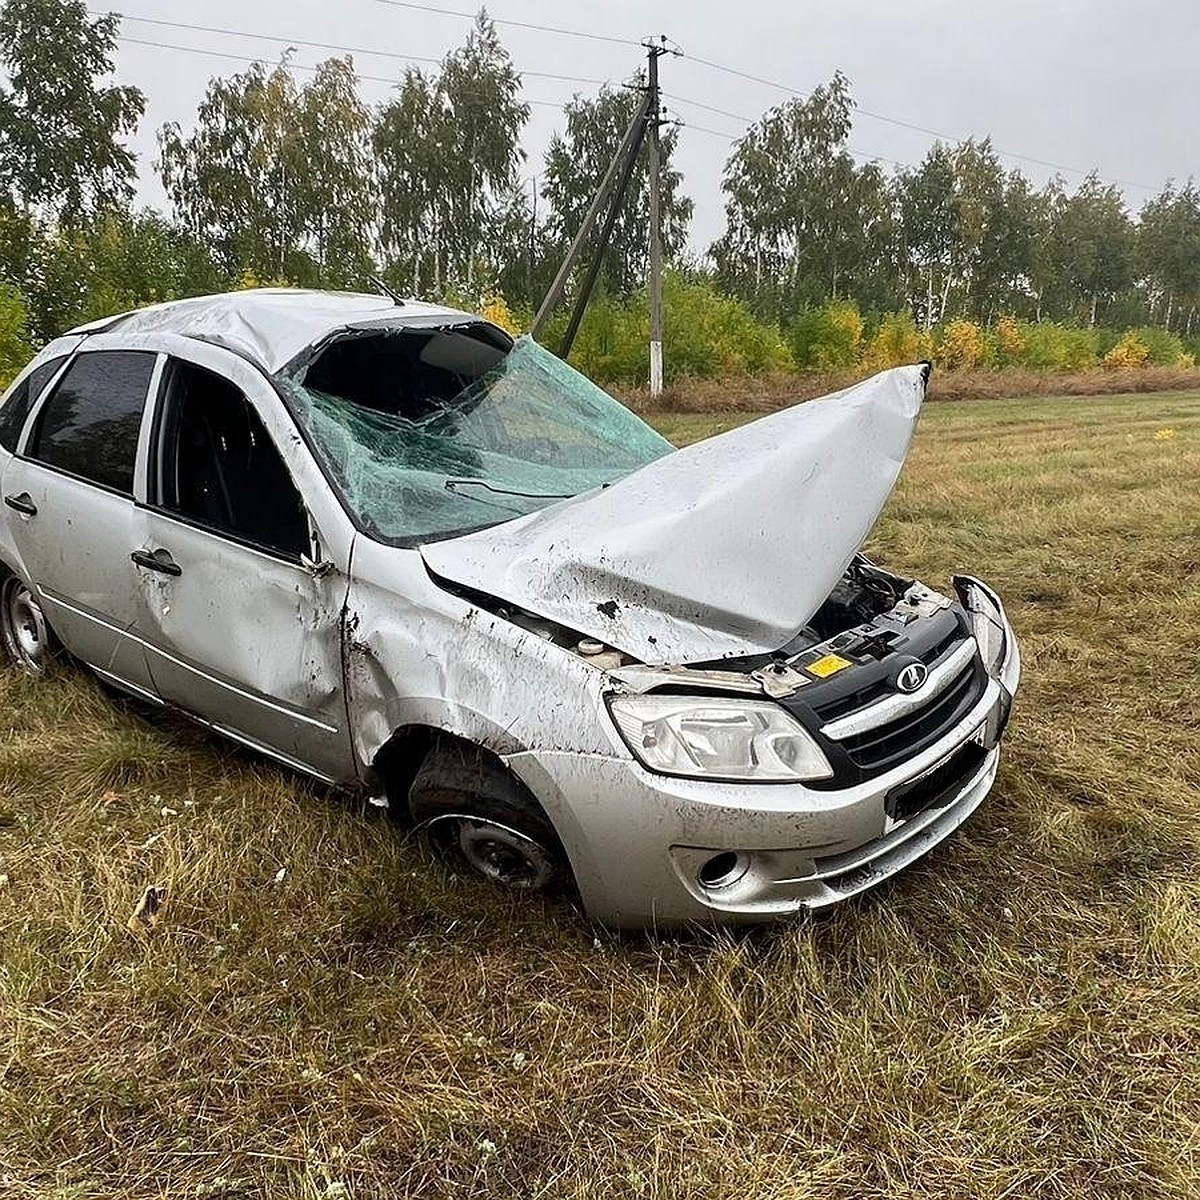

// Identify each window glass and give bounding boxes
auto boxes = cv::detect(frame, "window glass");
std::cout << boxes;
[157,360,309,559]
[29,351,155,492]
[281,331,673,546]
[0,356,67,453]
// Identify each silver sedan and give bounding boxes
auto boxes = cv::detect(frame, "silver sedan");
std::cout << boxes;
[0,289,1019,927]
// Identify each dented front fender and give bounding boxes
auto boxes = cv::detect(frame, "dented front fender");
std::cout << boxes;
[344,536,623,781]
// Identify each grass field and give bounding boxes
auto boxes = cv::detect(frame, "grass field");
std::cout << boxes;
[2,390,1199,1198]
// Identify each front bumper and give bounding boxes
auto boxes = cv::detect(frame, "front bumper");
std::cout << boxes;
[505,587,1019,929]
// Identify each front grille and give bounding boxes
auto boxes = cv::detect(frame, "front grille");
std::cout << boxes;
[810,676,891,723]
[921,629,961,665]
[838,661,986,773]
[808,632,967,725]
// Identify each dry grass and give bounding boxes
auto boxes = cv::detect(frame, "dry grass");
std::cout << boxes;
[3,390,1200,1198]
[622,364,1200,414]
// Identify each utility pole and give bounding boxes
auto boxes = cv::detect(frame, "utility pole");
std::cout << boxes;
[646,40,666,398]
[558,98,650,356]
[531,37,678,365]
[527,174,537,306]
[530,93,651,342]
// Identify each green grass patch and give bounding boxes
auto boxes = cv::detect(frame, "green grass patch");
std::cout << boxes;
[1,390,1198,1197]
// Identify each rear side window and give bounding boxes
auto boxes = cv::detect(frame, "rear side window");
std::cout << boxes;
[29,351,156,494]
[0,356,67,452]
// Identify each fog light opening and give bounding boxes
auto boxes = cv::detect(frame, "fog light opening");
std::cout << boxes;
[698,851,749,891]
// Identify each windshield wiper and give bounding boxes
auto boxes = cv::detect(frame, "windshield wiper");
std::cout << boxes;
[444,477,574,500]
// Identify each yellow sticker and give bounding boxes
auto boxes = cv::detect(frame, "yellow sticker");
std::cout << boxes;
[807,653,852,679]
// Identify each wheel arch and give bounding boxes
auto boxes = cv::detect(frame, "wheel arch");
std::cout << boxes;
[371,723,554,830]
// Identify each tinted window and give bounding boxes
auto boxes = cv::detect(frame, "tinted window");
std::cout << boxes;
[30,351,155,493]
[0,356,67,452]
[156,360,309,559]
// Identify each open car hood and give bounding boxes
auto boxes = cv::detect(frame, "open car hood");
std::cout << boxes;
[421,364,929,665]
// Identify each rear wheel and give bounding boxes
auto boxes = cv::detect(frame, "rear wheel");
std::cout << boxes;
[0,574,53,675]
[408,742,570,894]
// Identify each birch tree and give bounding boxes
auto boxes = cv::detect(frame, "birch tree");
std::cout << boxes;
[0,0,143,220]
[158,57,376,286]
[712,73,888,320]
[375,13,528,296]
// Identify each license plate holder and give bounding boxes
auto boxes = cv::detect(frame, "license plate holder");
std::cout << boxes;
[885,731,988,823]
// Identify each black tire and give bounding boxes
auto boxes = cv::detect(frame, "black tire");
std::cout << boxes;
[0,572,56,675]
[408,741,571,894]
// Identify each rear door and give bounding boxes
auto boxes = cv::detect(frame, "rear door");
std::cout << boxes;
[130,346,355,783]
[0,351,73,569]
[2,348,159,696]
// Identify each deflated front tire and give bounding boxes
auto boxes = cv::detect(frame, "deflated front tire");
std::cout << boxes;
[408,740,573,894]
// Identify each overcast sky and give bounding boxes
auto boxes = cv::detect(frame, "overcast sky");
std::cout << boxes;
[109,0,1200,254]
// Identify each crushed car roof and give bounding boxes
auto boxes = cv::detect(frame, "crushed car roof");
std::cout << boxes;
[68,288,473,374]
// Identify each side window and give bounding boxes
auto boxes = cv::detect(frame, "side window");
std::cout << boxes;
[28,351,155,493]
[155,360,310,559]
[0,356,67,453]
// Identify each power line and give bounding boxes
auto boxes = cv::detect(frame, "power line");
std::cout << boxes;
[103,11,611,87]
[682,53,1158,191]
[115,35,573,109]
[373,0,641,48]
[678,116,907,172]
[105,4,1163,196]
[358,3,1160,192]
[663,92,753,125]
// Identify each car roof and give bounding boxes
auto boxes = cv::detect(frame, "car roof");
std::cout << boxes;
[67,288,477,374]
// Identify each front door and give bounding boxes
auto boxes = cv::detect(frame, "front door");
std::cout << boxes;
[131,354,354,783]
[2,348,159,697]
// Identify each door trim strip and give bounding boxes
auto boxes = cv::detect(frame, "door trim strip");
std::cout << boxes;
[41,588,339,735]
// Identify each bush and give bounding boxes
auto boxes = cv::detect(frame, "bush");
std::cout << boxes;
[559,293,648,383]
[0,282,34,389]
[1103,331,1151,370]
[1018,322,1099,370]
[935,318,986,370]
[862,311,934,370]
[480,292,520,335]
[994,315,1026,367]
[791,300,864,369]
[1133,326,1192,367]
[553,273,793,384]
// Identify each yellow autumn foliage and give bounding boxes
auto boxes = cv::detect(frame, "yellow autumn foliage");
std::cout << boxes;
[480,292,521,335]
[235,268,293,291]
[995,315,1026,366]
[1103,331,1151,370]
[936,318,986,370]
[822,301,864,366]
[862,312,934,370]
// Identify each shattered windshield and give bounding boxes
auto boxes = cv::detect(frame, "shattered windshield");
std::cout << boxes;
[279,328,674,546]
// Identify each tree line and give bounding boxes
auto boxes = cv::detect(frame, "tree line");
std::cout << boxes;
[2,0,1199,365]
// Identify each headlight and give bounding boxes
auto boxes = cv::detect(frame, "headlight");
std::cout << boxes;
[608,694,833,782]
[956,578,1008,676]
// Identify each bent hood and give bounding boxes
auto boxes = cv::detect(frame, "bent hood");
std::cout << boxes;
[421,364,929,666]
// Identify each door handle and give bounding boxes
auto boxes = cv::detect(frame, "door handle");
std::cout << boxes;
[4,493,37,517]
[131,548,183,577]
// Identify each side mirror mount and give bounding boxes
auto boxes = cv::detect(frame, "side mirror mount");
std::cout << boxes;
[303,517,335,578]
[301,552,335,579]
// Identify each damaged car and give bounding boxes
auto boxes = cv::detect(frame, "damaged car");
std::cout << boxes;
[0,289,1019,927]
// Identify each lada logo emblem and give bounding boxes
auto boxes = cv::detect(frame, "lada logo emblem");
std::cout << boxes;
[895,662,929,694]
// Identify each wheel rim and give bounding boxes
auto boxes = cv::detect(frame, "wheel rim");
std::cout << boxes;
[421,814,559,891]
[2,578,49,673]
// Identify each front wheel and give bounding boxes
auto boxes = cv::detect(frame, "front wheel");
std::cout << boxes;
[408,743,570,895]
[0,574,53,674]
